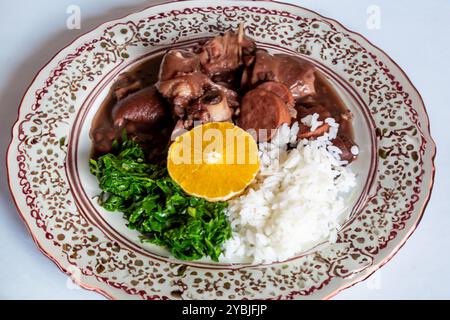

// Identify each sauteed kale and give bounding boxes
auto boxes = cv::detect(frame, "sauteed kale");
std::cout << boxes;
[89,136,231,261]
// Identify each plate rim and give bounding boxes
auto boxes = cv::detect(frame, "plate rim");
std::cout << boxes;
[6,0,436,300]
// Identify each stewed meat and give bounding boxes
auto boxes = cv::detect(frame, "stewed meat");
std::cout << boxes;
[113,72,144,101]
[187,90,233,123]
[298,122,330,139]
[113,86,168,128]
[211,71,240,89]
[246,50,316,99]
[238,88,291,142]
[92,128,116,155]
[197,24,256,76]
[157,71,238,128]
[156,71,212,116]
[170,87,236,138]
[159,49,201,81]
[91,26,358,166]
[257,82,294,108]
[91,86,172,159]
[210,83,240,109]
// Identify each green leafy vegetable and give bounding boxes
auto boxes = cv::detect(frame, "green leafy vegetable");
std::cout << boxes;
[89,137,231,261]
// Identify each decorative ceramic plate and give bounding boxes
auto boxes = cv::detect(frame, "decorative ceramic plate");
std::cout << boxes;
[7,0,435,299]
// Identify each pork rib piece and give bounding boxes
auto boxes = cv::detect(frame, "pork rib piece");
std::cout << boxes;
[197,24,256,76]
[245,50,316,100]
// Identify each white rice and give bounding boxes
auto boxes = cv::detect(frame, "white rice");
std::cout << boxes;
[223,118,356,264]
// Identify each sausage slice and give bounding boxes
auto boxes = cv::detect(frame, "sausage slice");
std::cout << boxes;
[238,88,291,142]
[257,81,296,117]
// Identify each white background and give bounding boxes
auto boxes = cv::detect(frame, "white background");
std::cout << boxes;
[0,0,449,300]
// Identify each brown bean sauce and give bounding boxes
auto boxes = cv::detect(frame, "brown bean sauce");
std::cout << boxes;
[90,47,355,164]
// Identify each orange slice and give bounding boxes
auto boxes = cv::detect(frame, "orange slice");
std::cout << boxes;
[167,122,260,201]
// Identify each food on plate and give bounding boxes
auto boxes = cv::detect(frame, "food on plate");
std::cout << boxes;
[158,49,201,81]
[197,24,256,76]
[112,86,168,128]
[256,81,296,117]
[89,25,359,263]
[167,122,260,201]
[238,88,291,141]
[90,136,231,261]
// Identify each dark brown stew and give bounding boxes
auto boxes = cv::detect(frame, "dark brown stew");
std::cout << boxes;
[91,27,357,165]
